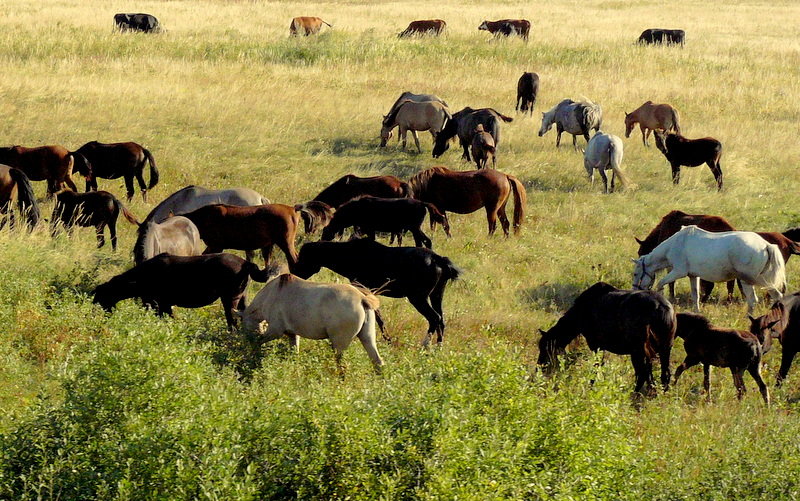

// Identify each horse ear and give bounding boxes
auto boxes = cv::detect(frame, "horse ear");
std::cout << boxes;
[748,314,756,322]
[624,112,629,117]
[538,329,547,336]
[634,237,644,245]
[168,210,174,218]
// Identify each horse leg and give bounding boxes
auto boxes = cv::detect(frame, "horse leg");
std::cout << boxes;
[497,202,511,237]
[656,268,688,294]
[356,318,384,374]
[671,164,681,185]
[221,295,236,330]
[699,280,716,303]
[598,168,609,194]
[732,369,746,400]
[572,134,578,151]
[135,171,148,202]
[245,250,255,262]
[411,130,421,153]
[124,175,136,202]
[485,206,498,236]
[673,356,700,386]
[430,280,447,344]
[776,349,796,387]
[747,363,770,405]
[260,244,274,268]
[741,283,757,314]
[689,275,700,312]
[640,125,648,147]
[555,127,563,148]
[412,228,432,248]
[64,175,78,193]
[461,140,471,162]
[95,223,107,249]
[659,345,672,391]
[668,282,676,301]
[408,295,442,348]
[703,364,712,402]
[109,220,118,251]
[400,127,407,150]
[631,354,654,397]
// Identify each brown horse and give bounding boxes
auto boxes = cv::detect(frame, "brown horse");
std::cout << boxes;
[0,165,40,230]
[311,174,410,208]
[180,204,302,269]
[408,166,526,236]
[749,294,800,386]
[72,141,159,202]
[624,101,681,146]
[0,145,89,196]
[51,190,139,251]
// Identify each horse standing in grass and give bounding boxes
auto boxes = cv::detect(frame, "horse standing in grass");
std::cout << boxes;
[654,131,723,190]
[583,132,629,193]
[0,165,40,230]
[674,312,770,405]
[749,295,800,386]
[142,185,270,225]
[538,99,602,150]
[515,72,539,115]
[72,141,159,202]
[432,107,512,162]
[0,145,89,196]
[624,101,681,146]
[312,174,410,209]
[133,215,203,264]
[538,282,676,396]
[51,190,139,251]
[380,100,451,152]
[470,125,496,169]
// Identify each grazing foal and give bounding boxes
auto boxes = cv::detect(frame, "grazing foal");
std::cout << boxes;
[470,124,496,169]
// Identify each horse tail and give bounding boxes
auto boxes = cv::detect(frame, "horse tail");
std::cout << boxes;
[671,108,681,134]
[788,240,800,256]
[436,255,462,283]
[115,198,140,226]
[8,168,40,229]
[361,292,380,311]
[760,243,787,294]
[607,141,629,188]
[644,304,676,361]
[143,148,159,189]
[487,108,513,122]
[507,175,527,234]
[294,201,333,234]
[321,19,332,27]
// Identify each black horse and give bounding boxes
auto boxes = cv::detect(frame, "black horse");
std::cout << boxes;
[653,131,723,190]
[750,293,800,386]
[72,141,159,202]
[515,72,539,115]
[51,190,139,251]
[538,282,676,396]
[293,239,461,346]
[432,107,512,161]
[311,174,410,209]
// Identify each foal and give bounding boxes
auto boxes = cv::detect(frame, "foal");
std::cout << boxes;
[51,190,139,251]
[653,131,723,190]
[470,124,496,169]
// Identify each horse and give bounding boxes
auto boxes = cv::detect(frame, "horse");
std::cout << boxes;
[180,203,303,269]
[653,131,723,190]
[515,72,539,115]
[133,215,203,265]
[0,145,89,197]
[320,196,448,248]
[537,282,676,396]
[311,174,409,209]
[408,166,526,236]
[384,92,448,121]
[380,100,451,152]
[93,253,270,329]
[289,17,332,36]
[142,185,270,225]
[51,190,139,251]
[674,312,769,404]
[293,239,461,346]
[624,101,681,146]
[293,200,334,234]
[240,274,384,373]
[478,20,531,41]
[398,20,446,38]
[0,165,40,230]
[638,29,685,46]
[72,141,159,202]
[432,107,513,162]
[538,99,603,150]
[632,225,785,313]
[470,124,496,169]
[749,295,800,386]
[583,132,629,193]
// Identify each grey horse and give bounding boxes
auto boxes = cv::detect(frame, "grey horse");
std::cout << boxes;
[383,91,448,128]
[142,185,270,225]
[583,132,629,194]
[538,98,603,150]
[133,216,203,264]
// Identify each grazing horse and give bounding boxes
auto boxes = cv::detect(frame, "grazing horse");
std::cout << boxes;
[312,174,409,209]
[583,132,629,193]
[470,124,496,169]
[398,20,446,38]
[432,107,513,161]
[516,72,539,115]
[674,313,769,404]
[293,200,334,234]
[654,131,723,190]
[380,100,451,152]
[114,13,160,33]
[293,239,461,346]
[73,141,159,202]
[0,165,40,230]
[638,29,685,46]
[93,253,270,329]
[624,101,681,146]
[133,216,203,265]
[538,99,603,150]
[0,145,88,196]
[749,295,800,386]
[142,185,270,225]
[478,19,531,41]
[384,92,448,121]
[409,166,526,236]
[320,196,448,248]
[289,17,332,36]
[51,190,139,251]
[240,274,384,372]
[180,204,303,269]
[537,282,676,396]
[632,225,785,313]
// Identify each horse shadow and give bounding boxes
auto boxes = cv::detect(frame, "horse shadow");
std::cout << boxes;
[47,255,128,299]
[520,281,585,313]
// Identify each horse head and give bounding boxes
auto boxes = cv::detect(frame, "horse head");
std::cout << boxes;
[631,257,654,290]
[653,130,668,153]
[537,112,554,137]
[537,327,565,373]
[379,124,394,147]
[623,112,635,137]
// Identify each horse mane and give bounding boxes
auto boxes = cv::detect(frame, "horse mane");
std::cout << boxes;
[408,166,450,199]
[382,99,411,127]
[278,273,296,288]
[675,311,713,338]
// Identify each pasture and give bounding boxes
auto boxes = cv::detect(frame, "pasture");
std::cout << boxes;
[2,0,800,498]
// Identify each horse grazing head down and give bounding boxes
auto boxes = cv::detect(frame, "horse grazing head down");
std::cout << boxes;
[623,111,635,137]
[631,257,656,291]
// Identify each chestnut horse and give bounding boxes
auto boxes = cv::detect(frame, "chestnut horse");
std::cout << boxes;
[408,166,526,236]
[0,165,40,230]
[311,174,410,208]
[749,295,800,386]
[0,145,89,196]
[624,101,681,146]
[72,141,159,202]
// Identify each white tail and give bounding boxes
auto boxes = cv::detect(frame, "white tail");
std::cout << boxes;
[759,244,787,294]
[608,141,629,188]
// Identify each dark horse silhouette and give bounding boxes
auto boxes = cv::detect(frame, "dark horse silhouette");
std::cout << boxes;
[432,107,512,162]
[653,131,722,190]
[72,141,159,202]
[311,174,410,209]
[293,239,461,346]
[538,282,676,396]
[51,190,139,251]
[749,293,800,386]
[0,165,40,230]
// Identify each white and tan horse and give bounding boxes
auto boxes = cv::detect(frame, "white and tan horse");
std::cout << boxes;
[380,100,451,152]
[240,274,384,373]
[632,225,786,313]
[538,98,602,150]
[583,131,629,193]
[133,215,203,264]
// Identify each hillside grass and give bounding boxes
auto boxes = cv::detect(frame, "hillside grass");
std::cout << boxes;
[2,0,800,498]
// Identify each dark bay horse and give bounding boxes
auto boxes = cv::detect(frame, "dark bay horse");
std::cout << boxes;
[538,282,676,396]
[409,166,526,236]
[293,239,461,346]
[674,312,769,404]
[432,107,512,162]
[73,141,159,202]
[0,165,40,230]
[51,190,139,251]
[653,131,723,190]
[0,145,89,196]
[749,294,800,386]
[312,174,410,209]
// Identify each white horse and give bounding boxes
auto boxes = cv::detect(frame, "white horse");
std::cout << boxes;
[239,274,384,373]
[632,225,786,313]
[583,132,629,193]
[538,98,603,150]
[133,215,203,264]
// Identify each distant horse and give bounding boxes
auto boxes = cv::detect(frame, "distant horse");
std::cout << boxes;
[538,99,602,150]
[384,92,448,121]
[320,196,448,248]
[749,295,800,386]
[638,29,685,46]
[624,101,681,146]
[583,132,629,193]
[142,185,270,225]
[0,145,89,196]
[72,141,159,202]
[293,239,461,346]
[240,274,384,373]
[312,174,409,209]
[674,312,769,404]
[478,20,531,41]
[380,100,451,152]
[409,166,526,236]
[654,131,723,190]
[633,225,785,313]
[93,253,270,329]
[0,165,40,230]
[432,107,513,161]
[538,282,676,396]
[289,17,332,36]
[51,190,139,251]
[515,72,539,115]
[470,124,496,169]
[398,20,446,38]
[133,215,203,264]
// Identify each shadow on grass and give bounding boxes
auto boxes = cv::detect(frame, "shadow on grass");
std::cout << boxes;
[520,281,585,313]
[352,159,425,179]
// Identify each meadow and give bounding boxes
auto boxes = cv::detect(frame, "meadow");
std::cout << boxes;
[2,0,800,498]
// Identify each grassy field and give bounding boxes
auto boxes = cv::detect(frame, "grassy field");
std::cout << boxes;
[2,0,800,498]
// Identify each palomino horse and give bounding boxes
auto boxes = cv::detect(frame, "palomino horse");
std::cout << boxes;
[654,131,723,190]
[0,145,89,196]
[142,185,270,225]
[133,215,203,264]
[408,166,526,236]
[380,100,451,152]
[311,174,410,208]
[0,165,40,230]
[538,99,602,150]
[72,141,159,202]
[632,225,785,313]
[240,274,384,373]
[583,132,629,193]
[624,101,681,146]
[538,282,676,396]
[749,296,800,386]
[51,190,139,251]
[432,107,512,162]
